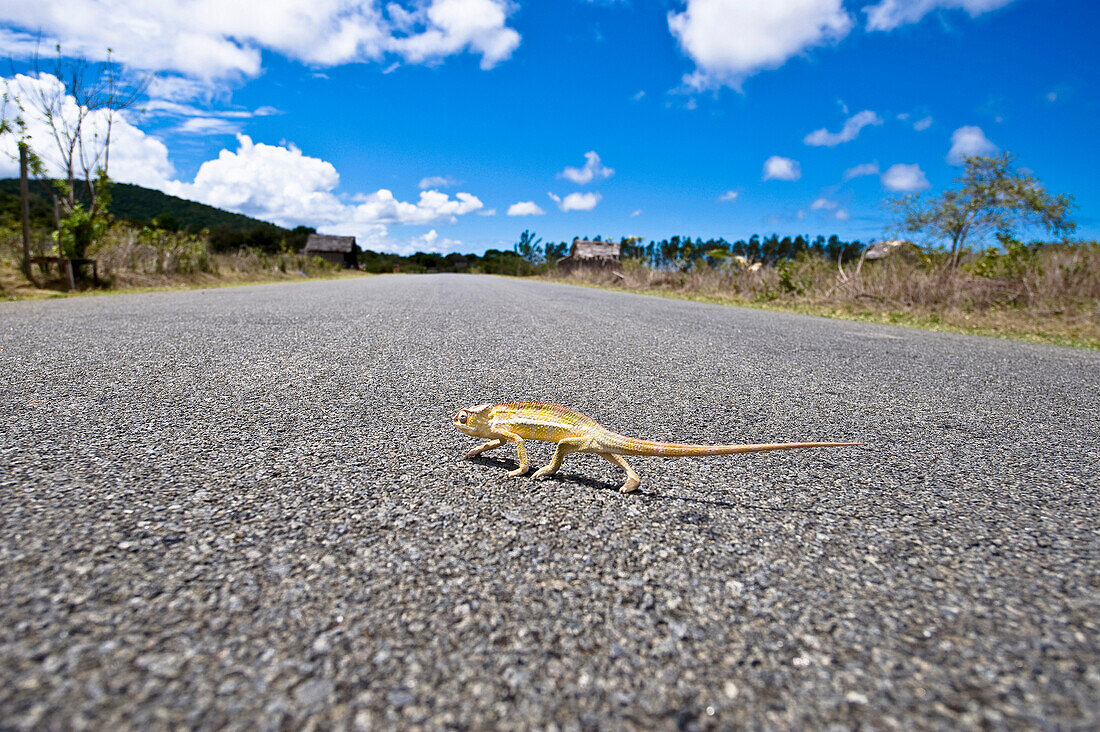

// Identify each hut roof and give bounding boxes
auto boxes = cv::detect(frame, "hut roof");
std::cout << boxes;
[305,234,358,253]
[863,239,907,260]
[568,239,620,260]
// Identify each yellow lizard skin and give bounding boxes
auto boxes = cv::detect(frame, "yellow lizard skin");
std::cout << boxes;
[453,401,863,493]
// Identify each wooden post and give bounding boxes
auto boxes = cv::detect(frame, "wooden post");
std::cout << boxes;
[19,142,33,282]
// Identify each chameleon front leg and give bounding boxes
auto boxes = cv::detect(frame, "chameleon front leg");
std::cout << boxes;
[463,438,505,459]
[492,429,529,477]
[601,453,642,494]
[532,437,588,481]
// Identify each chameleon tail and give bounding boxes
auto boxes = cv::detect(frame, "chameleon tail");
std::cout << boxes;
[607,435,864,457]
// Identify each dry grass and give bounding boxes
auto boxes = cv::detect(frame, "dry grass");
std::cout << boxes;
[0,224,359,300]
[547,243,1100,349]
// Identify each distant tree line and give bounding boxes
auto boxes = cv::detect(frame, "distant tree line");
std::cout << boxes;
[359,248,536,275]
[507,232,866,269]
[621,234,865,268]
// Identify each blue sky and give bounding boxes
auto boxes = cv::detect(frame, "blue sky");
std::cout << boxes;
[1,0,1096,254]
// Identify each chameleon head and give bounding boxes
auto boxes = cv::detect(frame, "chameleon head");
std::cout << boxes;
[453,403,495,437]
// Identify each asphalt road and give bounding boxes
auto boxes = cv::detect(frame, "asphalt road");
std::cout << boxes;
[2,274,1098,730]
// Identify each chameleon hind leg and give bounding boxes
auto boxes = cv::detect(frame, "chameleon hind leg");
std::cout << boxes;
[463,439,505,460]
[532,437,588,481]
[601,453,642,493]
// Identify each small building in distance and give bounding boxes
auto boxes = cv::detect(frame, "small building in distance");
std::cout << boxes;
[557,238,620,271]
[304,234,360,269]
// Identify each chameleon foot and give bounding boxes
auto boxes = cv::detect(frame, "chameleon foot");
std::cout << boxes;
[506,467,529,478]
[619,477,641,493]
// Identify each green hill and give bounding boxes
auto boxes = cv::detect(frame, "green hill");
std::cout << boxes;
[0,178,314,252]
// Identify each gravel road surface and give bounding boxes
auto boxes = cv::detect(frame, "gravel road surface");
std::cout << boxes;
[2,274,1098,729]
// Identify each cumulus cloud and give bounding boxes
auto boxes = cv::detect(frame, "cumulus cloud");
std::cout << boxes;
[0,73,174,187]
[165,135,343,224]
[843,162,880,180]
[507,201,546,216]
[388,0,521,70]
[881,163,930,191]
[718,190,739,202]
[0,73,485,252]
[803,110,882,147]
[810,197,838,210]
[558,151,614,185]
[865,0,1015,31]
[913,116,933,131]
[762,155,801,181]
[947,125,997,164]
[548,191,601,212]
[351,189,485,225]
[419,175,457,189]
[0,0,521,82]
[668,0,852,90]
[389,228,464,256]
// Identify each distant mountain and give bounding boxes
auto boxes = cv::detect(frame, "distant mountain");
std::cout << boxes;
[0,178,279,231]
[0,178,314,252]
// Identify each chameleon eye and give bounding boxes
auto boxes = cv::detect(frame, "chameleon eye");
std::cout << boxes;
[459,412,468,424]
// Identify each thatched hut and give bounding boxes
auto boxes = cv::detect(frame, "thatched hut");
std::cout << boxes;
[557,238,620,271]
[304,234,360,268]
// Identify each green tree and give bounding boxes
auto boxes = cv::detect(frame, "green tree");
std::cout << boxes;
[514,229,543,264]
[891,153,1075,267]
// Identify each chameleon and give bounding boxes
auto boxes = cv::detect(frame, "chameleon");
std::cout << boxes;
[453,401,864,493]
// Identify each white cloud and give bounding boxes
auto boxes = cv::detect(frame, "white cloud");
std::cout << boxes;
[668,0,852,90]
[507,201,545,216]
[881,163,930,191]
[865,0,1015,31]
[947,125,997,164]
[630,209,642,217]
[0,73,485,253]
[762,155,801,181]
[389,0,521,70]
[0,0,521,82]
[558,151,614,185]
[391,229,463,256]
[163,135,483,247]
[165,135,344,224]
[843,162,880,180]
[350,189,485,225]
[718,190,739,202]
[803,110,882,146]
[175,117,240,135]
[419,175,457,189]
[548,191,601,212]
[811,197,838,210]
[0,73,174,188]
[913,116,933,131]
[834,208,850,221]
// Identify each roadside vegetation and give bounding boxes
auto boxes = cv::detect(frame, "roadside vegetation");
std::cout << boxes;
[546,240,1099,349]
[1,49,1094,346]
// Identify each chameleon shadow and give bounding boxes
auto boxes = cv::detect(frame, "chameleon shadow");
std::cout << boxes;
[468,455,635,495]
[466,455,868,516]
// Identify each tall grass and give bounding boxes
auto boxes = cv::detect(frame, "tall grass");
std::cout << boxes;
[550,241,1100,345]
[1,224,341,292]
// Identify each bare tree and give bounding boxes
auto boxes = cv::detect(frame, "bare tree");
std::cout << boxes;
[1,81,46,280]
[17,41,150,256]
